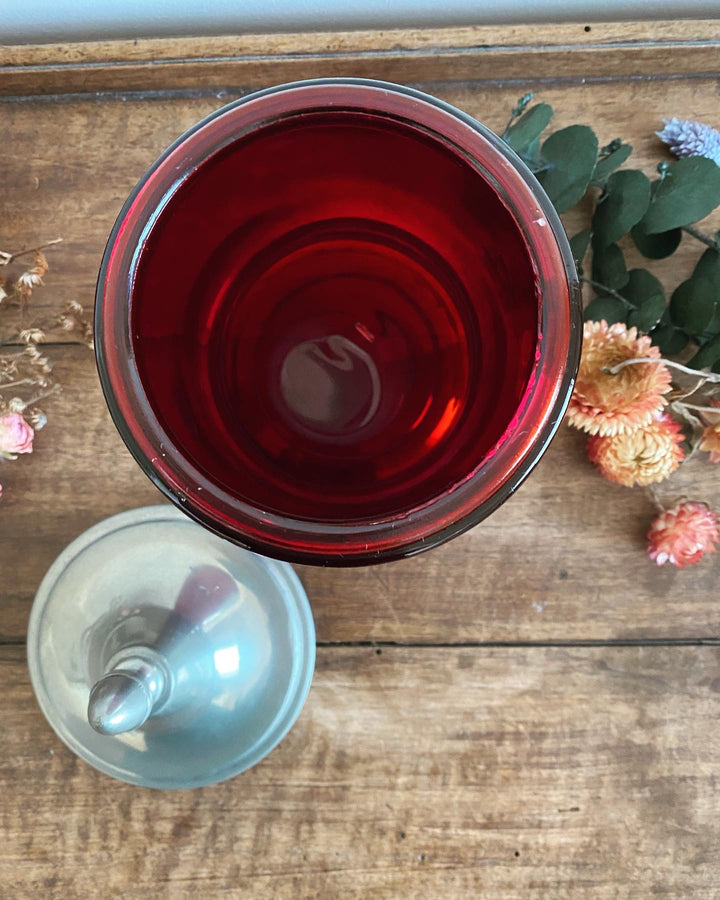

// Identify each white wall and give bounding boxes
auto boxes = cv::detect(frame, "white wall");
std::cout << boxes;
[0,0,718,45]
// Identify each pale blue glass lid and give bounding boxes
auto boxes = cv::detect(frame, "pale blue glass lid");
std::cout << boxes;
[27,505,316,789]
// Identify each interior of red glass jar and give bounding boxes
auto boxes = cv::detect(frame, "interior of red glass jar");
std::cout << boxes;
[129,108,540,523]
[97,80,577,563]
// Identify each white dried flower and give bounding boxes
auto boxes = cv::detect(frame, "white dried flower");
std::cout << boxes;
[19,328,46,344]
[657,117,720,166]
[7,397,27,413]
[16,271,43,290]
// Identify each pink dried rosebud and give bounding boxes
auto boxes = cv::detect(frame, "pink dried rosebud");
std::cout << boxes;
[647,501,719,569]
[0,412,34,458]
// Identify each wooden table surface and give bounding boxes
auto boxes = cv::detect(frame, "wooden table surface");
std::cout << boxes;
[2,21,720,898]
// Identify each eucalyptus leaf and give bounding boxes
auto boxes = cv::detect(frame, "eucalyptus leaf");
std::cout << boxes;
[669,277,718,335]
[523,136,542,169]
[591,170,651,247]
[688,333,720,369]
[592,143,632,186]
[693,248,720,293]
[641,157,720,234]
[696,305,720,343]
[624,269,666,330]
[537,125,599,213]
[622,268,665,309]
[630,221,682,259]
[651,323,689,355]
[623,269,666,332]
[591,242,628,290]
[503,103,554,155]
[628,296,667,332]
[569,229,592,266]
[584,295,627,324]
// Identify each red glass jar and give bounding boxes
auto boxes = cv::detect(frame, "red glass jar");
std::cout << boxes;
[96,79,581,565]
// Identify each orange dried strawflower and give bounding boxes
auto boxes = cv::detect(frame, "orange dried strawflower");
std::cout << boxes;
[568,320,672,436]
[647,501,719,568]
[587,413,684,487]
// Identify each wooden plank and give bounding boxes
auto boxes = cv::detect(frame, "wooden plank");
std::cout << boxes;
[2,77,719,324]
[1,21,720,95]
[2,344,720,643]
[1,644,719,897]
[2,43,720,644]
[4,21,720,67]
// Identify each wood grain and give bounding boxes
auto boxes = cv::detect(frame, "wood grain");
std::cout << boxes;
[2,61,720,642]
[2,78,719,322]
[2,344,720,644]
[1,21,720,96]
[4,20,720,67]
[3,26,720,899]
[2,643,719,898]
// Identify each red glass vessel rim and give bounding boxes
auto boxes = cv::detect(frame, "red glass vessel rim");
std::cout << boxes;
[96,78,581,566]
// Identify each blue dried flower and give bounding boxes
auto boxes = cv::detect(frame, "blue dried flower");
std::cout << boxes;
[657,117,720,166]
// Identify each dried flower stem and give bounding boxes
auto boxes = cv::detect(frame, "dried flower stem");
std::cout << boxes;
[678,402,720,414]
[670,376,706,402]
[682,225,720,250]
[0,238,63,267]
[605,357,720,382]
[645,485,667,515]
[24,383,61,406]
[0,378,36,389]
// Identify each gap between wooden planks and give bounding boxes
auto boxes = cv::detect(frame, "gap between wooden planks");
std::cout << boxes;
[1,643,718,898]
[2,67,720,642]
[3,76,720,323]
[0,21,719,95]
[2,345,720,645]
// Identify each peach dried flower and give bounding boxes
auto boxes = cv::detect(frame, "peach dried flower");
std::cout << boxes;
[699,402,720,462]
[568,320,672,436]
[647,501,719,569]
[0,412,34,458]
[700,422,720,462]
[587,413,684,487]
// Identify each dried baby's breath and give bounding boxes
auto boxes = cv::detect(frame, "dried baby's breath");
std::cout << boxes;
[18,327,46,344]
[58,300,94,350]
[0,238,92,500]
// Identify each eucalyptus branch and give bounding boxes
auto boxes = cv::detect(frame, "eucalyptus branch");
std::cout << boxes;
[605,357,720,382]
[502,92,534,136]
[580,276,629,305]
[682,225,720,250]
